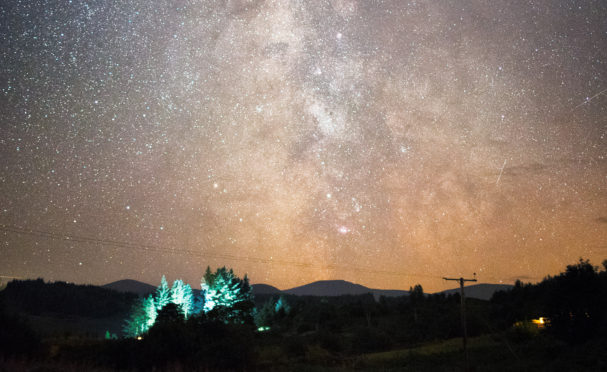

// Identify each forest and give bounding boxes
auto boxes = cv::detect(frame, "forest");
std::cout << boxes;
[1,258,606,370]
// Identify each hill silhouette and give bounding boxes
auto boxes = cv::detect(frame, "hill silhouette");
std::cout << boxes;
[103,279,156,296]
[284,279,409,298]
[437,283,514,300]
[101,278,511,300]
[251,283,281,295]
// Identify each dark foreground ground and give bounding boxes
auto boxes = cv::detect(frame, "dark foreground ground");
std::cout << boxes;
[2,259,606,371]
[1,331,606,371]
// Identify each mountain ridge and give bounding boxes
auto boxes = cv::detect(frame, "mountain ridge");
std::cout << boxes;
[104,279,512,300]
[102,279,156,296]
[283,279,409,298]
[436,283,514,301]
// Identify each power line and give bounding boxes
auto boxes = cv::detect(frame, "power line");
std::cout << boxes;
[0,275,23,279]
[443,274,478,371]
[0,224,444,280]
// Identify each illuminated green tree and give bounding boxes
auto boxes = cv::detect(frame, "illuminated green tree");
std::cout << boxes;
[201,266,254,324]
[255,295,291,330]
[124,268,254,337]
[274,296,291,315]
[123,294,157,337]
[123,299,146,337]
[170,279,194,319]
[155,275,171,311]
[143,294,157,329]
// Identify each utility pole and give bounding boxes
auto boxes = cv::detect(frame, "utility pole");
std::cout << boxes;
[443,274,477,371]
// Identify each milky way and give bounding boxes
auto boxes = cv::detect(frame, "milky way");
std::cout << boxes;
[1,0,606,292]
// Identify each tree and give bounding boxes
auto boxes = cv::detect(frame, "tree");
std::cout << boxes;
[143,294,158,330]
[545,258,604,341]
[275,295,291,315]
[409,284,424,301]
[491,258,607,342]
[171,279,194,319]
[155,275,171,311]
[123,295,154,337]
[123,298,144,337]
[254,299,275,329]
[123,267,255,337]
[201,266,254,324]
[409,284,424,323]
[155,302,184,325]
[255,295,291,330]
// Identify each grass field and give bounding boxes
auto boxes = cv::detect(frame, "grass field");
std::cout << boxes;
[267,332,607,371]
[2,332,606,371]
[352,333,607,371]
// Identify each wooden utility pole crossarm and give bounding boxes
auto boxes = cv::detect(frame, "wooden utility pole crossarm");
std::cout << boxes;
[443,275,477,371]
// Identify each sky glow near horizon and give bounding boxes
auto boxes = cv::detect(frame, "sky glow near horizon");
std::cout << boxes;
[1,0,606,292]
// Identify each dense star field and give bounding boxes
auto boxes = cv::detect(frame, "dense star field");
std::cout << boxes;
[1,0,605,292]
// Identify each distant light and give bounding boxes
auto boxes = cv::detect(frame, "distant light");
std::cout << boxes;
[532,317,544,325]
[531,317,549,328]
[136,336,143,340]
[257,326,270,332]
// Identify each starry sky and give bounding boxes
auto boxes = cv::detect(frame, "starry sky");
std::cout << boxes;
[1,0,606,293]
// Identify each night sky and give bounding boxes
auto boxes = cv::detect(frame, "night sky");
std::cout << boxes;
[1,0,606,292]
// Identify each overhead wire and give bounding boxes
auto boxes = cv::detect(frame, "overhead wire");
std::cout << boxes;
[0,224,445,280]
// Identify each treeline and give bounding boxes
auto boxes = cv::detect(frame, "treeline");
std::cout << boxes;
[123,267,253,337]
[492,258,607,342]
[252,288,492,356]
[55,312,257,370]
[53,266,256,370]
[0,278,137,318]
[1,258,606,369]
